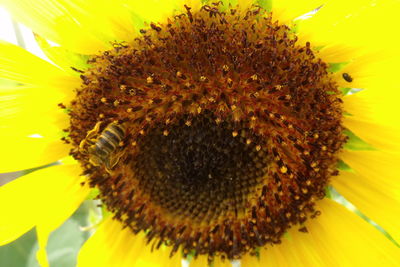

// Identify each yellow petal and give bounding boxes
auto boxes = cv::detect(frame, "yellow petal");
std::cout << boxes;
[332,170,400,243]
[34,34,91,75]
[333,49,400,91]
[0,163,87,246]
[344,116,400,152]
[241,254,261,267]
[272,0,324,23]
[0,41,80,88]
[77,217,113,267]
[0,175,36,245]
[133,241,182,267]
[35,163,90,267]
[0,86,71,134]
[314,35,400,153]
[78,217,182,267]
[189,255,208,267]
[189,255,233,267]
[340,150,400,188]
[124,0,187,26]
[0,87,73,173]
[65,0,139,44]
[297,0,400,49]
[0,135,69,173]
[133,244,182,266]
[343,89,400,151]
[257,198,400,266]
[213,257,232,267]
[2,0,109,54]
[344,90,400,129]
[315,44,361,64]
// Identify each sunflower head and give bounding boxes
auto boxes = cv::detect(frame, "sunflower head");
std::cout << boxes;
[67,3,346,261]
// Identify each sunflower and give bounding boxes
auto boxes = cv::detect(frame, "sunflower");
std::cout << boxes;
[1,0,400,266]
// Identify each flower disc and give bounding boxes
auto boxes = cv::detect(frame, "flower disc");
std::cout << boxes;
[68,3,346,261]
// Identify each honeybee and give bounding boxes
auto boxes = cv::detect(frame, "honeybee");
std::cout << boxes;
[79,121,126,172]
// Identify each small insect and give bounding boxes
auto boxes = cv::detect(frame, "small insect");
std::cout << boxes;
[79,121,126,172]
[342,72,353,82]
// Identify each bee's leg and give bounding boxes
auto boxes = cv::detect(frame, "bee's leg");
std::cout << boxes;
[79,122,103,151]
[104,160,114,174]
[89,153,102,167]
[106,150,125,172]
[86,121,102,140]
[79,139,87,151]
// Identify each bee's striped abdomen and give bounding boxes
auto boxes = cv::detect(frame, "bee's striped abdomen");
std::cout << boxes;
[89,122,126,168]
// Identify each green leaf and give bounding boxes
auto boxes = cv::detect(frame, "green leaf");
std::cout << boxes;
[325,185,332,199]
[254,247,261,260]
[184,249,197,262]
[0,229,39,267]
[86,188,100,200]
[258,0,272,12]
[340,87,352,95]
[88,200,104,226]
[226,0,238,7]
[337,160,352,172]
[343,129,376,151]
[327,62,349,73]
[290,22,300,34]
[46,220,86,267]
[325,185,342,200]
[341,87,364,96]
[129,11,146,32]
[313,45,325,51]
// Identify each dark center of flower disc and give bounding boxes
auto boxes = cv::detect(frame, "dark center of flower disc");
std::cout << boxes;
[132,112,269,223]
[67,3,346,261]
